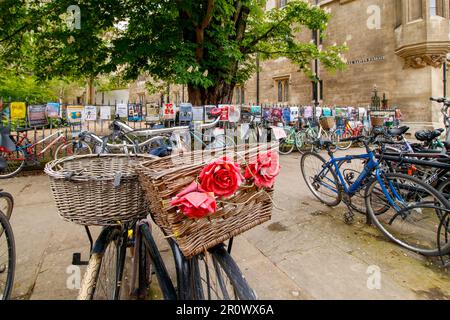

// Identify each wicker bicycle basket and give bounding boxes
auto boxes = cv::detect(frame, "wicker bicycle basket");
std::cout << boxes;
[319,117,335,130]
[137,144,277,257]
[45,154,155,226]
[371,116,385,127]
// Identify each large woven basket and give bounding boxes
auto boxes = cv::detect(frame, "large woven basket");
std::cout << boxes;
[137,144,276,257]
[320,117,335,130]
[371,116,385,127]
[45,154,156,226]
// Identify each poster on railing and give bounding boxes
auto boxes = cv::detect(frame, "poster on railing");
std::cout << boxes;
[204,105,216,123]
[218,105,230,122]
[10,102,26,121]
[28,105,48,127]
[100,106,112,120]
[46,102,60,118]
[162,103,176,120]
[128,103,143,122]
[115,103,128,118]
[145,104,160,122]
[66,105,84,123]
[192,106,204,122]
[179,103,193,122]
[83,105,97,121]
[228,105,241,123]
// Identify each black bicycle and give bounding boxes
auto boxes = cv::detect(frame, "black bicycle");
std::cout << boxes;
[0,190,15,300]
[77,218,256,300]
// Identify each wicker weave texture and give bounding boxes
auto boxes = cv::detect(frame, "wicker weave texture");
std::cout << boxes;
[45,154,154,226]
[320,117,335,129]
[137,144,276,257]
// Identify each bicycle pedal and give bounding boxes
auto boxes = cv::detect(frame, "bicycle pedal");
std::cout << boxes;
[72,252,89,266]
[344,212,355,225]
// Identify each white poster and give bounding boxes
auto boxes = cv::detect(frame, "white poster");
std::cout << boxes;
[271,126,287,140]
[100,106,112,120]
[116,103,128,118]
[83,105,97,121]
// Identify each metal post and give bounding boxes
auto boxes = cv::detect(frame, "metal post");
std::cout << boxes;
[444,59,448,98]
[256,53,260,105]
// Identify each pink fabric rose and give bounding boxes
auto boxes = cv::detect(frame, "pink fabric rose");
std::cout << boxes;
[199,156,244,198]
[170,181,217,219]
[244,151,281,188]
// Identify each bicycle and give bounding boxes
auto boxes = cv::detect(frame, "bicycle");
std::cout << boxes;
[0,190,13,220]
[300,135,450,256]
[78,220,256,300]
[0,127,91,178]
[0,191,15,300]
[45,154,256,300]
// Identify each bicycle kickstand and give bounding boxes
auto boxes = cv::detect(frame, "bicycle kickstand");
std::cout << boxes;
[72,226,93,266]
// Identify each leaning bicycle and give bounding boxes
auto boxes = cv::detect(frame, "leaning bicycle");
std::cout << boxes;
[301,135,450,256]
[0,190,15,300]
[45,149,277,300]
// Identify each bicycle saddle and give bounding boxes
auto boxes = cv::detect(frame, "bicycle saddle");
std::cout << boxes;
[442,141,450,150]
[415,128,444,142]
[387,126,409,137]
[0,126,16,152]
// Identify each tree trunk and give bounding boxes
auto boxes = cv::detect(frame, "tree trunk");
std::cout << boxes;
[86,77,95,105]
[188,81,235,105]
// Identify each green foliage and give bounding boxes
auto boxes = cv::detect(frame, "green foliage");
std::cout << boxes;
[0,0,347,103]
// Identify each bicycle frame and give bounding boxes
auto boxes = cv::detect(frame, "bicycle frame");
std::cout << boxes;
[317,148,404,212]
[14,131,66,158]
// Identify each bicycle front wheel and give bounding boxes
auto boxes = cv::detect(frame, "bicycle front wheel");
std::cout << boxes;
[0,192,13,220]
[188,245,256,300]
[0,150,25,179]
[301,152,342,206]
[78,227,126,300]
[0,212,15,300]
[54,141,92,160]
[365,172,450,256]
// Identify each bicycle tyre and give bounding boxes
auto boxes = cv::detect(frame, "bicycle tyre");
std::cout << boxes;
[301,152,342,206]
[0,192,14,220]
[365,172,450,256]
[54,141,93,160]
[0,150,25,179]
[278,129,295,155]
[336,131,353,150]
[189,245,256,300]
[0,212,15,300]
[78,227,124,300]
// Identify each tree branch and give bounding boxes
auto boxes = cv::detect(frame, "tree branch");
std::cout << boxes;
[201,0,215,29]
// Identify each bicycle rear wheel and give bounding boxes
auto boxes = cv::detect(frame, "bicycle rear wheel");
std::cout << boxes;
[335,130,353,150]
[365,172,450,256]
[301,152,342,206]
[78,227,126,300]
[0,191,13,220]
[0,150,25,179]
[279,129,295,155]
[188,245,256,300]
[54,141,92,160]
[0,212,15,300]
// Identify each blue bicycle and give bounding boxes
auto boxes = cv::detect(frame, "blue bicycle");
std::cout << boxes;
[301,135,450,256]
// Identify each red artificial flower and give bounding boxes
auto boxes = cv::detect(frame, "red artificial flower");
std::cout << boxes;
[199,156,244,198]
[170,181,217,219]
[244,151,281,188]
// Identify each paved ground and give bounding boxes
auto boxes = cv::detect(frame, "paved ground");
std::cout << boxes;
[2,151,450,300]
